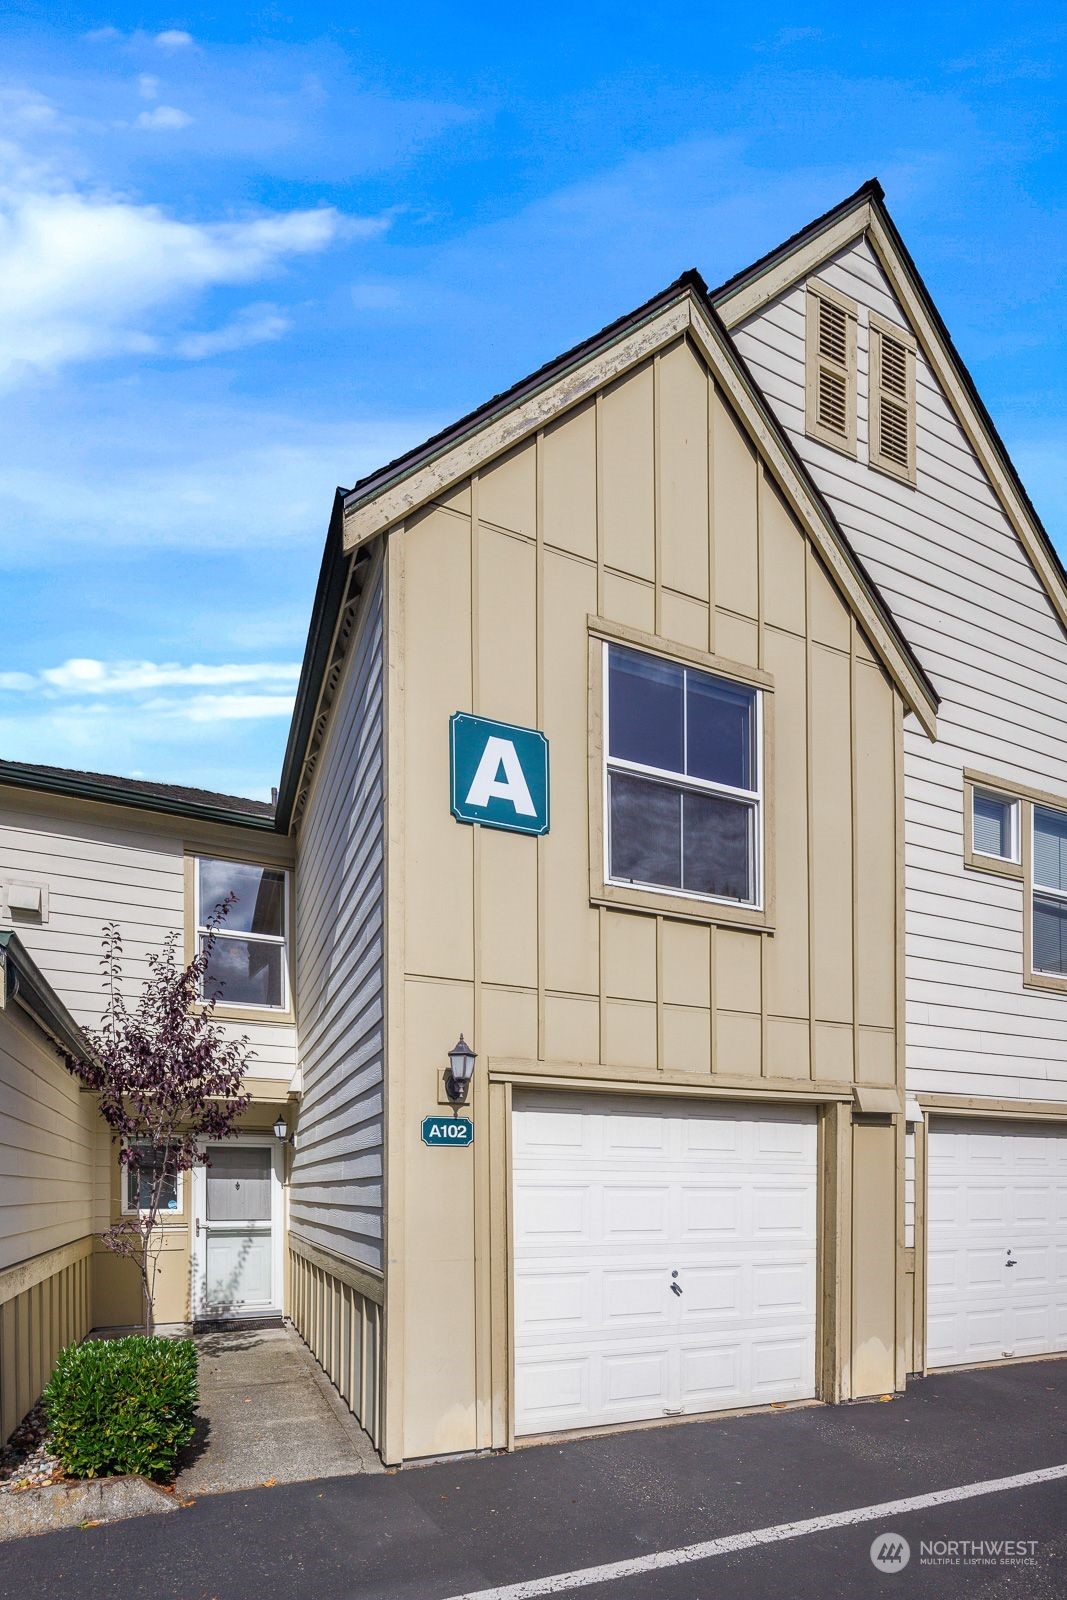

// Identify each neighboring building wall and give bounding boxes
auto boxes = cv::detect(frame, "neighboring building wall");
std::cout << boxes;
[288,553,386,1448]
[733,235,1067,1106]
[0,787,297,1329]
[0,790,298,1087]
[0,999,98,1437]
[382,333,909,1461]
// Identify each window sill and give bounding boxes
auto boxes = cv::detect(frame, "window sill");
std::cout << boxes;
[191,1000,295,1026]
[1023,970,1067,997]
[806,426,857,461]
[963,850,1022,881]
[591,881,772,931]
[869,454,916,487]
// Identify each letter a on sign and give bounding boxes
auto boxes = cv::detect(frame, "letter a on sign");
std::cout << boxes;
[450,713,549,836]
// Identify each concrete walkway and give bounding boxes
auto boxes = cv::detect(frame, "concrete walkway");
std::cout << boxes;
[177,1324,380,1496]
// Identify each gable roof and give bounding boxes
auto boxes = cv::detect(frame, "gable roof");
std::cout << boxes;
[335,268,937,738]
[0,756,276,830]
[713,181,1067,641]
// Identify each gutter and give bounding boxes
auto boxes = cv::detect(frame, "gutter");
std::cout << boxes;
[0,762,278,833]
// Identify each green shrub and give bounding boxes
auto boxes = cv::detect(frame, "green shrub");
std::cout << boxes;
[43,1336,198,1480]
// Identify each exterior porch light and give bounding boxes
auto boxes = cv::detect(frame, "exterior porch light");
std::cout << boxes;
[444,1035,477,1108]
[272,1113,289,1142]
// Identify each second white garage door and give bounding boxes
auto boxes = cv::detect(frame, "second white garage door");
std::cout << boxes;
[927,1117,1067,1368]
[512,1094,817,1436]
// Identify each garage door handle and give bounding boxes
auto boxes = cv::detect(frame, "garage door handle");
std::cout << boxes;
[670,1282,683,1296]
[1006,1256,1017,1267]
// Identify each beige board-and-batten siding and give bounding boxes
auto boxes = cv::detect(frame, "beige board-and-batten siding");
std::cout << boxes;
[0,998,98,1438]
[374,328,911,1461]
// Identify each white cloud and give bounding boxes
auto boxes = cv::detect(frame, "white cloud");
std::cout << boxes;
[149,693,296,722]
[137,75,161,101]
[6,658,301,695]
[153,30,194,50]
[135,105,192,131]
[0,169,368,378]
[176,303,289,358]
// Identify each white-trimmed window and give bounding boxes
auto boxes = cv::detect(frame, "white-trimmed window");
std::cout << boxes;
[1032,806,1067,978]
[806,279,857,455]
[123,1144,181,1216]
[196,857,289,1010]
[870,313,917,482]
[972,787,1019,865]
[604,643,762,907]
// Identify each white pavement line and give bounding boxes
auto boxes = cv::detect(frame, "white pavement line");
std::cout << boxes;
[442,1462,1067,1600]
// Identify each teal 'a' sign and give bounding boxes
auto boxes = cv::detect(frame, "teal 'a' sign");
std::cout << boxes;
[450,713,550,836]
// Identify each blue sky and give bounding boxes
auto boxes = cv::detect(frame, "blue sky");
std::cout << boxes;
[1,4,1065,799]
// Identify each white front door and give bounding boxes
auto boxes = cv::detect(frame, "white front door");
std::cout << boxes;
[927,1117,1067,1367]
[512,1093,817,1436]
[191,1140,283,1320]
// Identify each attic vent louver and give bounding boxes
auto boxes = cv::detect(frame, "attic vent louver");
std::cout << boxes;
[806,280,857,455]
[870,314,916,483]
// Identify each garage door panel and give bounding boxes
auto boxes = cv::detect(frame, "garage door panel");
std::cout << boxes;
[602,1268,673,1326]
[679,1184,741,1236]
[927,1118,1067,1368]
[514,1094,817,1434]
[750,1337,812,1393]
[679,1343,742,1403]
[603,1184,670,1239]
[753,1184,815,1236]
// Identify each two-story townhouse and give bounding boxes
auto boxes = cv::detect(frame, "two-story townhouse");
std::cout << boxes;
[719,180,1067,1377]
[281,277,936,1463]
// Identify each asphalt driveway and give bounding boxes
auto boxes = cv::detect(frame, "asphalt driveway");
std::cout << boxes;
[7,1359,1067,1600]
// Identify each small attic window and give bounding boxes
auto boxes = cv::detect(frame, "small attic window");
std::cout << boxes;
[805,279,857,455]
[870,313,917,484]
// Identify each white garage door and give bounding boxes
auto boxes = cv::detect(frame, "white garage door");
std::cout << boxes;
[512,1093,817,1436]
[927,1118,1067,1368]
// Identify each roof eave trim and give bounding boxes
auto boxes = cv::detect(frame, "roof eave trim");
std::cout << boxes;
[0,763,277,832]
[342,284,700,547]
[0,931,94,1062]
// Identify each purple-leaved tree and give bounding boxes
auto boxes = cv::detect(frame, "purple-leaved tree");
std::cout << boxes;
[64,899,254,1335]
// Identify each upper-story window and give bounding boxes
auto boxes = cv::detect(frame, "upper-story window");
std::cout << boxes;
[972,787,1020,865]
[869,313,917,483]
[604,644,762,907]
[805,279,857,456]
[196,857,289,1010]
[1032,807,1067,978]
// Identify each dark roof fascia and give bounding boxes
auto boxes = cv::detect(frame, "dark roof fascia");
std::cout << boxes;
[0,760,277,832]
[691,287,940,715]
[866,192,1067,602]
[343,271,709,518]
[710,178,883,306]
[273,489,350,832]
[0,930,93,1062]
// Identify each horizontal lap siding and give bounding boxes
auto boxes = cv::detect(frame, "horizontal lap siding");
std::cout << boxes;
[735,234,1067,1102]
[0,1005,98,1271]
[0,804,296,1084]
[291,561,385,1273]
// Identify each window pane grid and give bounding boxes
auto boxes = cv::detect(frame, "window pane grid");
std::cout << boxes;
[604,643,761,909]
[195,855,289,1009]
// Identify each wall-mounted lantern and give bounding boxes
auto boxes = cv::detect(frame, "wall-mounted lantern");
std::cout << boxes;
[444,1035,477,1108]
[272,1114,290,1143]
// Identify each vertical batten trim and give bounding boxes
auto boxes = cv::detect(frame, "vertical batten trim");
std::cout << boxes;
[653,351,663,637]
[706,374,717,656]
[535,431,547,1063]
[804,542,817,1079]
[470,473,492,1449]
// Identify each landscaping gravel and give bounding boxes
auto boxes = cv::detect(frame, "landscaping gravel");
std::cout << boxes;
[0,1404,65,1494]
